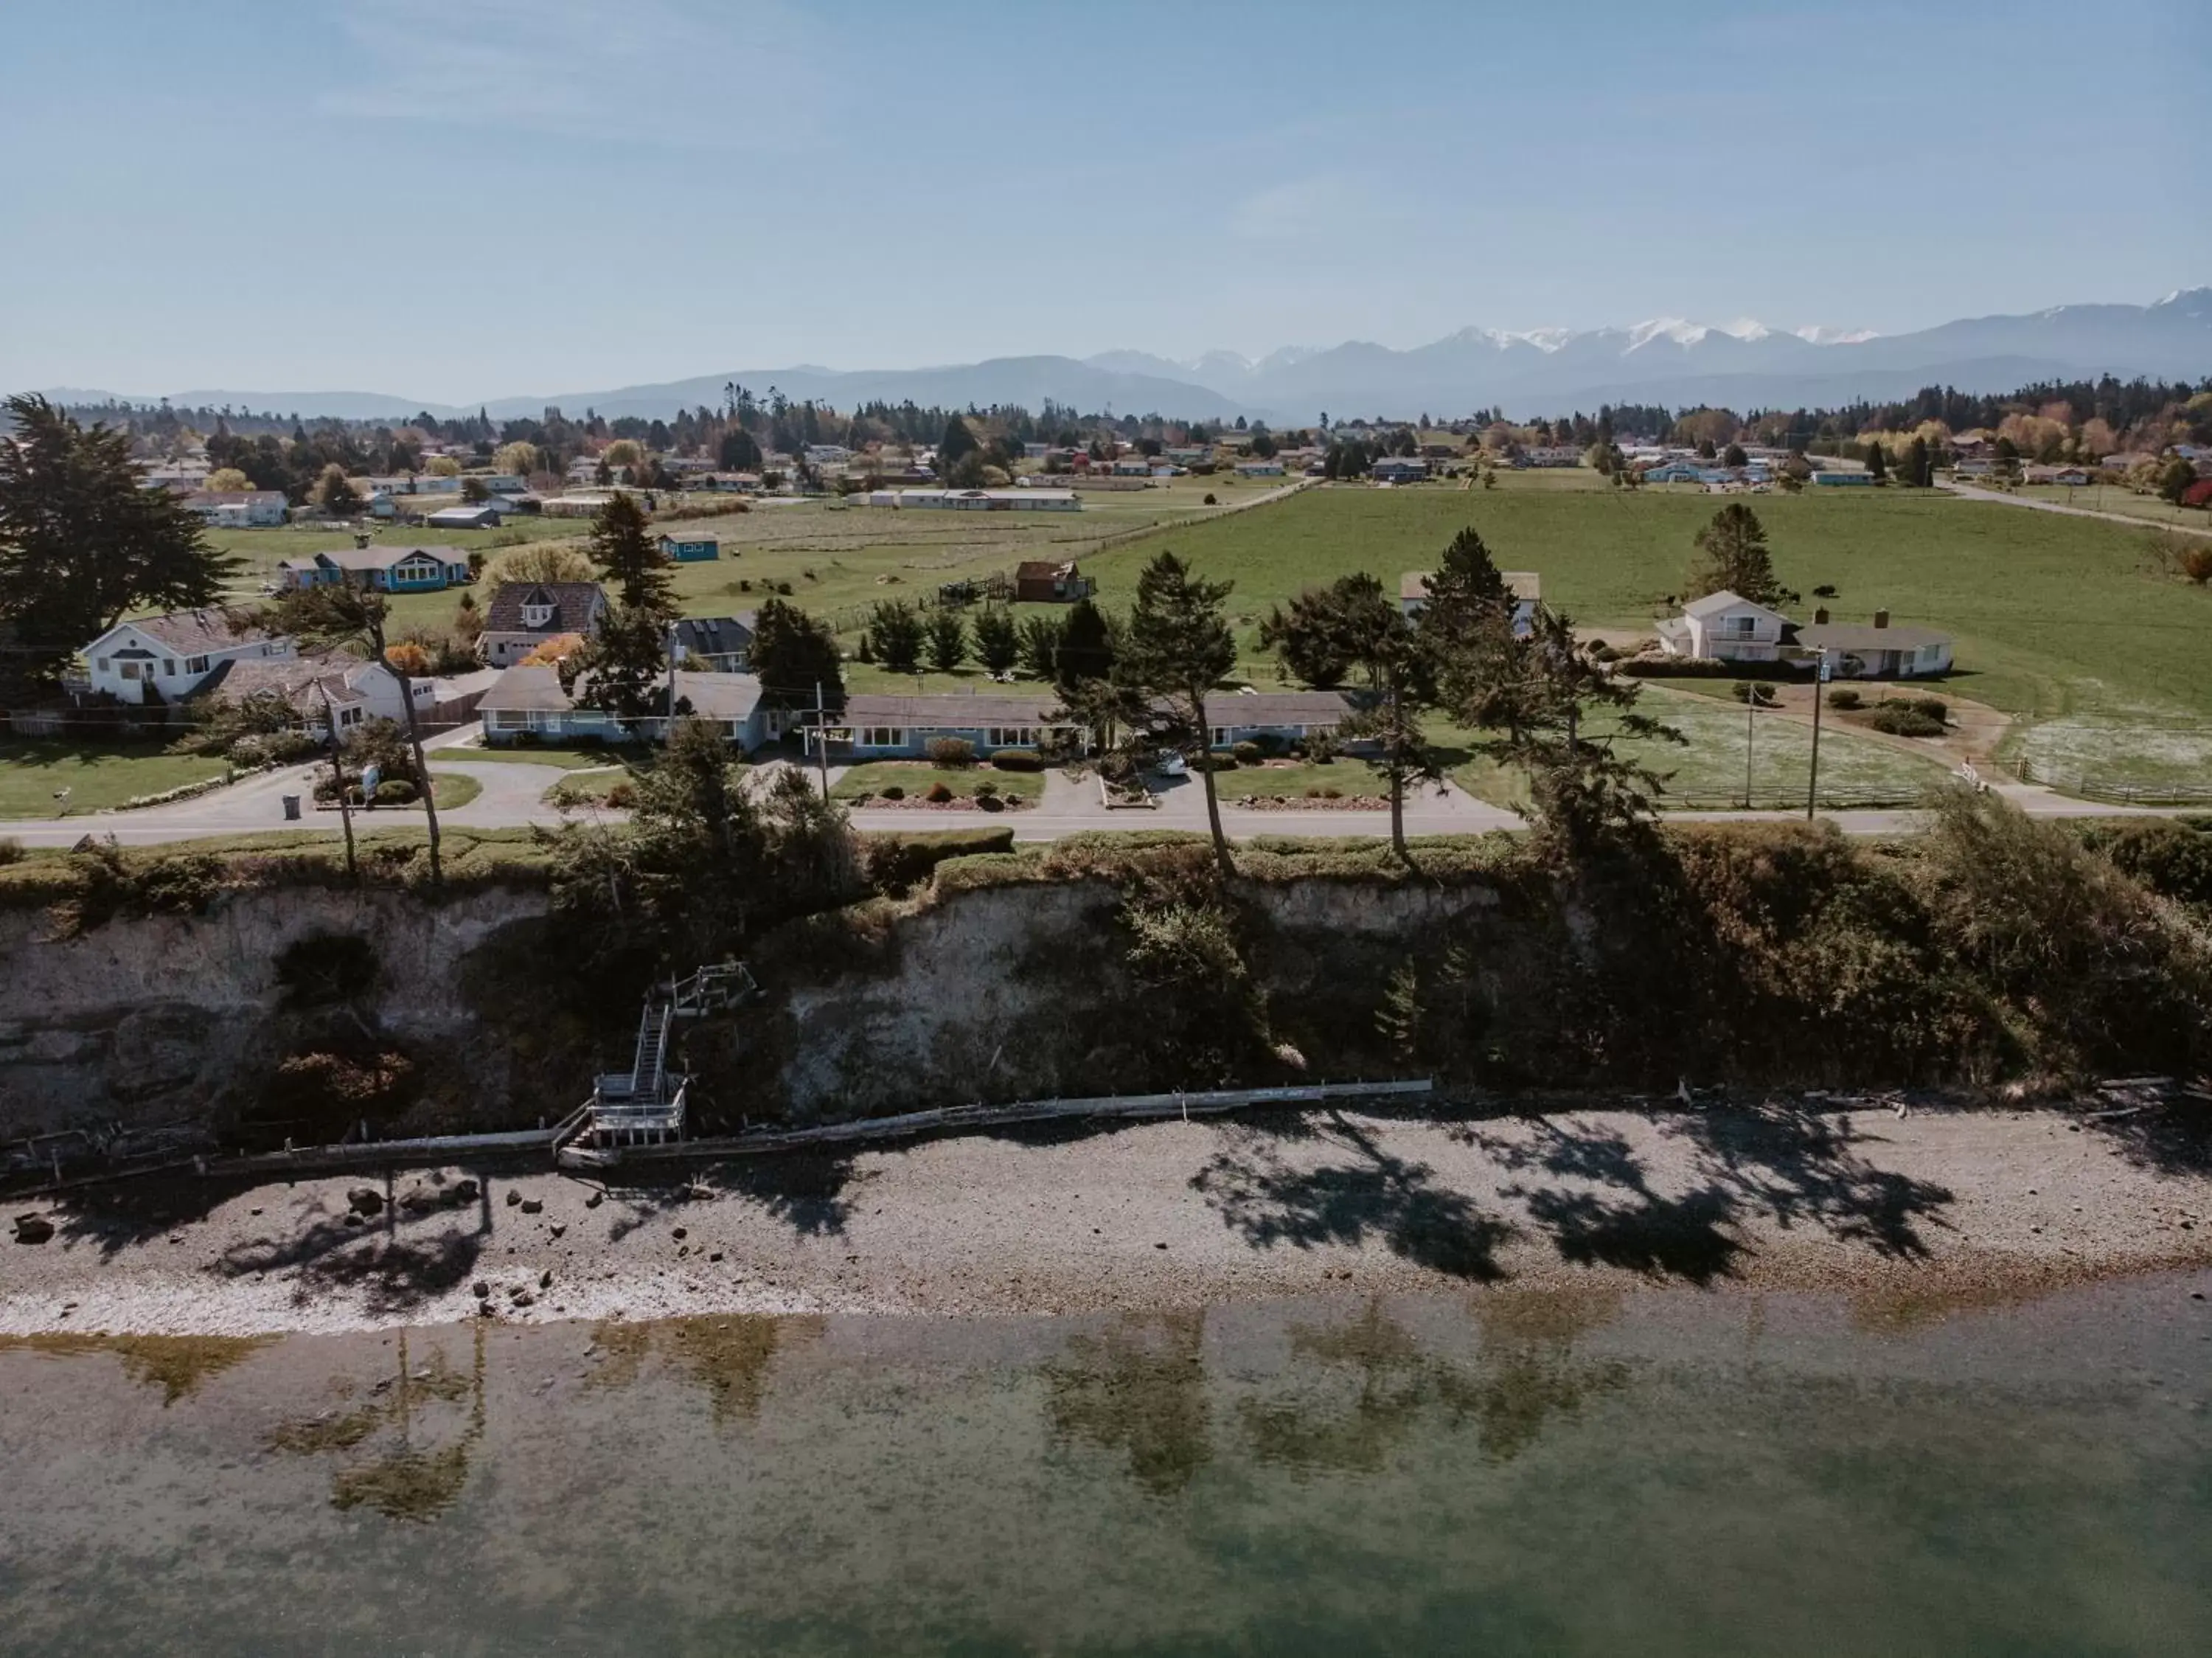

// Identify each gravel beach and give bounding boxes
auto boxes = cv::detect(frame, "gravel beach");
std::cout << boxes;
[4,1101,2209,1336]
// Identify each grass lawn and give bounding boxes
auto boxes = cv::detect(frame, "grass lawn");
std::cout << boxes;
[0,740,232,818]
[1064,477,2212,791]
[2011,485,2211,530]
[832,761,1043,805]
[1210,759,1387,801]
[1441,690,1958,811]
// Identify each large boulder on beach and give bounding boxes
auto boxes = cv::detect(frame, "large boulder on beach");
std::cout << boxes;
[347,1187,384,1217]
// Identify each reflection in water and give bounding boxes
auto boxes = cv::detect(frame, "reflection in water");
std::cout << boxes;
[3,1277,2209,1654]
[267,1324,487,1522]
[582,1312,826,1427]
[1242,1289,1630,1473]
[0,1332,275,1406]
[1043,1310,1212,1495]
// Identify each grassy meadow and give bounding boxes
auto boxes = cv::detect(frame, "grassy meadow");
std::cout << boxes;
[0,740,230,818]
[1066,479,2212,791]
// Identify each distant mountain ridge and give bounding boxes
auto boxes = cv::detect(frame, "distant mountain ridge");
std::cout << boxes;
[38,289,2211,427]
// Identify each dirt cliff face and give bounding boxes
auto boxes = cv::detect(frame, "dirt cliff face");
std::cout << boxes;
[0,889,551,1140]
[709,876,1514,1125]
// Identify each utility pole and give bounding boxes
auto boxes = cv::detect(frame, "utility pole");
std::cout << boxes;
[813,680,830,798]
[666,619,678,728]
[1806,650,1829,821]
[1743,688,1758,810]
[319,683,358,882]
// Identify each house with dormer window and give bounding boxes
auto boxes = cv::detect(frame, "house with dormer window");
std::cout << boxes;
[477,580,611,667]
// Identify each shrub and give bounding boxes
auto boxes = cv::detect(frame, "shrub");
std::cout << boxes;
[1826,688,1863,710]
[0,837,21,866]
[880,785,905,801]
[605,780,637,809]
[972,779,999,799]
[1232,740,1263,765]
[1730,681,1779,706]
[860,826,1017,893]
[274,932,379,1007]
[925,781,955,803]
[1869,704,1945,738]
[976,793,1004,811]
[1908,696,1948,724]
[1306,729,1338,763]
[1203,493,1217,505]
[925,736,976,768]
[1319,786,1343,799]
[990,749,1046,772]
[2081,819,2212,911]
[374,779,419,804]
[2180,547,2212,585]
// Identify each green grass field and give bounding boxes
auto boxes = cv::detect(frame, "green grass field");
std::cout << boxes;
[1210,759,1385,801]
[832,761,1043,805]
[1062,479,2212,791]
[439,741,634,769]
[2011,485,2209,530]
[0,740,231,818]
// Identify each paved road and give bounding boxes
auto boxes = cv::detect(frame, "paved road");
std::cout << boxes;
[1937,477,2212,537]
[4,744,2160,851]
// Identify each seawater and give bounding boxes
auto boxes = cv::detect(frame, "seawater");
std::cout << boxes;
[2,1274,2209,1655]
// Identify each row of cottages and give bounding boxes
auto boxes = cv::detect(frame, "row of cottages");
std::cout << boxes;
[1656,592,1953,679]
[864,488,1083,513]
[279,541,472,594]
[475,666,784,749]
[1397,569,1544,637]
[824,688,1363,760]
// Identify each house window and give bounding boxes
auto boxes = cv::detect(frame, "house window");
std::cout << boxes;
[97,657,110,673]
[121,662,142,680]
[490,710,529,730]
[987,726,1037,747]
[162,659,176,676]
[521,603,554,628]
[1211,727,1228,746]
[1728,617,1757,637]
[860,727,905,748]
[186,655,209,675]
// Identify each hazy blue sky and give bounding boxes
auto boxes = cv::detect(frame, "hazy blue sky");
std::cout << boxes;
[2,0,2204,403]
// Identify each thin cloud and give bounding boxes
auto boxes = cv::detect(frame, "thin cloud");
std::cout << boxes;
[1228,172,1374,242]
[323,0,825,148]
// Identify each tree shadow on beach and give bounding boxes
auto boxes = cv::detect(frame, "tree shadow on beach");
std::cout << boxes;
[597,1151,866,1240]
[1459,1103,1954,1286]
[1190,1111,1512,1280]
[213,1170,495,1317]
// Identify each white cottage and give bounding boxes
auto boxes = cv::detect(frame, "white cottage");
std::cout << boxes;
[1655,591,1792,662]
[78,609,294,705]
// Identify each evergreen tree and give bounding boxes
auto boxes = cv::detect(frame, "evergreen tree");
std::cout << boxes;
[1865,442,1888,482]
[0,393,236,694]
[937,416,979,471]
[864,600,925,674]
[1121,550,1238,876]
[588,491,672,611]
[1053,597,1116,689]
[923,607,968,674]
[1686,504,1795,608]
[972,606,1020,675]
[1263,571,1439,861]
[560,603,672,722]
[748,598,846,710]
[1904,435,1932,487]
[1016,614,1065,679]
[1722,442,1748,468]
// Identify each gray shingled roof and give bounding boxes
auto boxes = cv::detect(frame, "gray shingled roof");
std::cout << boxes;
[479,665,762,721]
[482,580,607,634]
[121,608,271,653]
[1795,622,1952,652]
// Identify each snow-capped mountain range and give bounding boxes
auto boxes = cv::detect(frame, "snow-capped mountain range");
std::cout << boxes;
[41,289,2212,426]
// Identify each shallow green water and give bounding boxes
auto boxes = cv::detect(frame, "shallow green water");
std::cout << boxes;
[3,1274,2210,1655]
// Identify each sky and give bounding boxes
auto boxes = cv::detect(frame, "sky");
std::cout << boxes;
[1,0,2205,404]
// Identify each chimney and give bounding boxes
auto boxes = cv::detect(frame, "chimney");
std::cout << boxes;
[1873,608,1890,629]
[1813,606,1830,625]
[354,533,372,550]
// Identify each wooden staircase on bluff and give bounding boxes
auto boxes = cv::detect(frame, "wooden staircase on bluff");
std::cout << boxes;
[555,963,759,1165]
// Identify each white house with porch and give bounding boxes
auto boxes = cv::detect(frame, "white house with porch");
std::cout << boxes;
[78,609,294,705]
[1655,591,1792,662]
